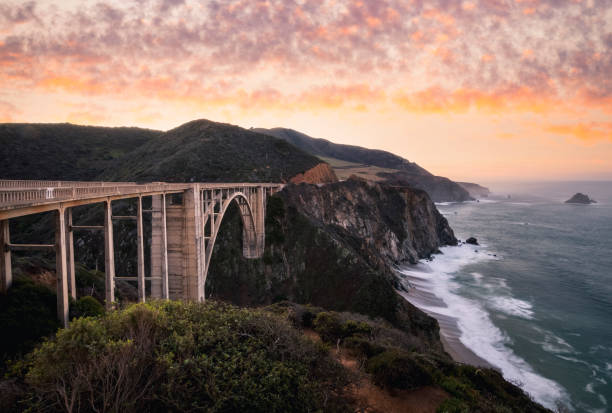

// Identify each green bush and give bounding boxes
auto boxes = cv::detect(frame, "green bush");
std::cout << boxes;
[344,336,385,359]
[20,300,351,413]
[313,312,372,343]
[365,350,432,390]
[436,397,470,413]
[70,296,105,319]
[0,278,60,363]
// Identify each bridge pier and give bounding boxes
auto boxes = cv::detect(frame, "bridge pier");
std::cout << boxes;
[150,195,169,299]
[56,208,69,328]
[0,220,11,292]
[104,200,115,310]
[137,196,145,302]
[66,208,76,300]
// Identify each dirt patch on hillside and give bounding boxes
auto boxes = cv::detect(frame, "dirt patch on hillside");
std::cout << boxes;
[303,329,449,413]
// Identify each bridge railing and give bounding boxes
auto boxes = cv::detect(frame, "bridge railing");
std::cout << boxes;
[0,183,189,208]
[0,180,284,210]
[0,180,140,189]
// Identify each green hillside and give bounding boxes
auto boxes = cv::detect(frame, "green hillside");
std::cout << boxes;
[106,120,322,183]
[0,123,161,180]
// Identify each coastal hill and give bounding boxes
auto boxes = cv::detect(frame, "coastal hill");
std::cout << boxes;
[255,127,475,202]
[0,123,162,180]
[104,119,335,183]
[565,192,597,204]
[0,120,333,184]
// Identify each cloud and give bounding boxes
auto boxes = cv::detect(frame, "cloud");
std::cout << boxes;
[546,122,612,143]
[0,0,610,118]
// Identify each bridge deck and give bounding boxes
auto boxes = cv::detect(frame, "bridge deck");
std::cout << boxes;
[0,180,281,219]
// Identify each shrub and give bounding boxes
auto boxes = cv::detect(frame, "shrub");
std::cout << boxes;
[436,397,470,413]
[21,300,351,413]
[70,296,105,319]
[313,312,372,343]
[365,350,432,390]
[344,336,385,359]
[0,278,59,363]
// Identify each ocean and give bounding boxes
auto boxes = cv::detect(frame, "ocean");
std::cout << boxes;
[399,181,612,412]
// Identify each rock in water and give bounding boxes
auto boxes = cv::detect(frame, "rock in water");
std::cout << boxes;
[565,193,597,204]
[466,237,479,245]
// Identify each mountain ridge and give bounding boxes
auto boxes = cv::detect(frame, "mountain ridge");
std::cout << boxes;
[254,127,475,202]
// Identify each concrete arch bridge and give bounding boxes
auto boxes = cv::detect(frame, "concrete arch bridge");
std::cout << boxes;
[0,180,283,326]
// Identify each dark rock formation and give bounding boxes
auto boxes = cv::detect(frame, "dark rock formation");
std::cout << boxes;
[282,176,457,266]
[565,193,596,204]
[465,237,479,245]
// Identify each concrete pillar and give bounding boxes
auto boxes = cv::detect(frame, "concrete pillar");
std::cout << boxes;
[0,220,11,292]
[137,196,145,302]
[183,185,204,301]
[55,208,69,327]
[161,194,169,299]
[104,200,115,310]
[166,200,185,299]
[150,195,163,298]
[66,208,76,300]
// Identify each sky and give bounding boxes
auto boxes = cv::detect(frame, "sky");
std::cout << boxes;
[1,0,611,182]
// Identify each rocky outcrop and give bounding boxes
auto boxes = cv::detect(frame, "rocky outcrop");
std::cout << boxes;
[565,193,596,204]
[289,162,338,184]
[282,176,457,266]
[458,182,490,198]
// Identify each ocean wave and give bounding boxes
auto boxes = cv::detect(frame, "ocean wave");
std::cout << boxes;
[489,296,535,319]
[398,244,570,410]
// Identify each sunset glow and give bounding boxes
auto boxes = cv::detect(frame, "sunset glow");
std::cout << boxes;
[1,0,611,181]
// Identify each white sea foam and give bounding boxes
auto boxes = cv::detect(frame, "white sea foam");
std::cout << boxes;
[398,244,570,410]
[489,296,535,319]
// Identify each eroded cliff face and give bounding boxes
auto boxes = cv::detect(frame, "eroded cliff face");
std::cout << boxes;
[289,162,338,184]
[282,176,457,266]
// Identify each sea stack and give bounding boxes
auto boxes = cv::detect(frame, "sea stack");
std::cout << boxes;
[565,193,597,204]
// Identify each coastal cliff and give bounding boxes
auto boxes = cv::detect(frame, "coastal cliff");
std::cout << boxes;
[282,176,456,266]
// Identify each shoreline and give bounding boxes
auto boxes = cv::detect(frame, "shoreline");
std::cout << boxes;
[398,271,492,368]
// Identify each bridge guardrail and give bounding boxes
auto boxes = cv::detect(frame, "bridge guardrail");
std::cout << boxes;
[0,180,284,210]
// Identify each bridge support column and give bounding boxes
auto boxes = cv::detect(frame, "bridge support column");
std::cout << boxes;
[183,186,204,301]
[66,208,76,300]
[137,196,146,302]
[151,195,169,299]
[55,208,69,328]
[242,186,266,259]
[104,200,115,310]
[0,220,11,292]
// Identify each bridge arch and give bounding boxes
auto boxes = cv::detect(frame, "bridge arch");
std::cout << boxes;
[202,191,258,284]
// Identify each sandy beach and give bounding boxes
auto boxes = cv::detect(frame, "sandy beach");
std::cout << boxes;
[399,270,492,369]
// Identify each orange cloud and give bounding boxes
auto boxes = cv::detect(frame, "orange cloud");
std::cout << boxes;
[546,122,612,142]
[394,86,559,114]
